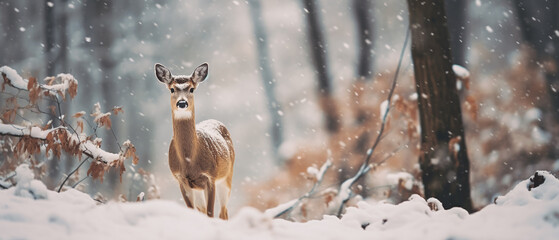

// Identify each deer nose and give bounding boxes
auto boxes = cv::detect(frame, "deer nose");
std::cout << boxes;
[176,100,188,109]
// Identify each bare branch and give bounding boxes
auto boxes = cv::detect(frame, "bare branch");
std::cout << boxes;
[72,175,90,188]
[336,28,411,217]
[57,156,91,192]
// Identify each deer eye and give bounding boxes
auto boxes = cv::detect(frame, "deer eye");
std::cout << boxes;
[170,88,175,93]
[190,88,195,93]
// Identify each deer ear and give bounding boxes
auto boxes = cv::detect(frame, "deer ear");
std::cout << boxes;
[155,63,172,84]
[192,63,208,83]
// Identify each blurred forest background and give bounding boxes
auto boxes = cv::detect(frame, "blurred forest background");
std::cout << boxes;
[1,0,559,218]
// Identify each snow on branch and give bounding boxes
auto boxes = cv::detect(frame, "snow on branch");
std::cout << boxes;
[0,121,137,167]
[267,151,333,218]
[1,65,78,101]
[0,66,138,184]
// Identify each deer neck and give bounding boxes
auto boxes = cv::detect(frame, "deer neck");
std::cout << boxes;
[172,110,198,164]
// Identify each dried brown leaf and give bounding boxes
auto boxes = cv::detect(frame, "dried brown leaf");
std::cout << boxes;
[87,160,106,182]
[112,106,124,115]
[68,80,78,99]
[77,120,84,133]
[72,112,85,118]
[95,115,112,129]
[464,95,478,121]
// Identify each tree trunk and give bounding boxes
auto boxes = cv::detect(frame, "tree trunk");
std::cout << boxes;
[44,0,55,76]
[301,0,340,134]
[352,0,375,126]
[56,0,69,73]
[353,0,374,80]
[407,0,473,212]
[445,0,468,67]
[248,0,284,164]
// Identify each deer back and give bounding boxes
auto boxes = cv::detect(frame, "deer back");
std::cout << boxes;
[195,119,235,179]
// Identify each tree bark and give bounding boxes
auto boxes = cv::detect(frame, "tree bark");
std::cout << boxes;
[407,0,473,212]
[301,0,340,134]
[445,0,468,67]
[248,0,284,163]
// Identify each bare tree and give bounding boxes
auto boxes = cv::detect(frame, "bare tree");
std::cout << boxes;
[407,0,473,212]
[301,0,340,134]
[248,0,284,164]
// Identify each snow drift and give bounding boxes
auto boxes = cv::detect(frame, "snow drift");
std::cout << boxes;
[1,167,558,239]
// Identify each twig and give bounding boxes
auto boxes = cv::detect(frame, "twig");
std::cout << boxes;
[270,151,333,218]
[0,171,17,189]
[57,156,91,192]
[72,175,89,188]
[336,27,410,217]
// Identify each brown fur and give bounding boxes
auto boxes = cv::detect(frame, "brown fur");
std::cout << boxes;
[156,63,235,219]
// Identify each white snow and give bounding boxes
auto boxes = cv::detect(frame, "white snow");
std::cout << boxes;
[42,73,78,92]
[306,166,319,178]
[0,122,58,139]
[452,64,470,79]
[486,25,494,33]
[1,66,78,97]
[1,170,559,239]
[14,164,48,200]
[386,172,414,190]
[264,198,298,218]
[379,100,388,120]
[408,93,418,101]
[531,127,551,144]
[0,121,120,163]
[0,66,29,90]
[524,108,542,123]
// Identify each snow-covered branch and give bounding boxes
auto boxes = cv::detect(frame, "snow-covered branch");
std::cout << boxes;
[266,152,333,218]
[1,66,78,100]
[1,66,138,184]
[0,122,118,163]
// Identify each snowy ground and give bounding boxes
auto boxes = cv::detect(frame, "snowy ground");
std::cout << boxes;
[1,165,558,240]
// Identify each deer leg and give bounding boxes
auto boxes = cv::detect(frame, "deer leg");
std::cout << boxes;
[180,185,194,208]
[205,181,216,218]
[217,179,231,220]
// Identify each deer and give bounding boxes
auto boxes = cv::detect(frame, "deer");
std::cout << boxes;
[155,63,235,220]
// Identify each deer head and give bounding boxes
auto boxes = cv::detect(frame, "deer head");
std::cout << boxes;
[155,63,209,120]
